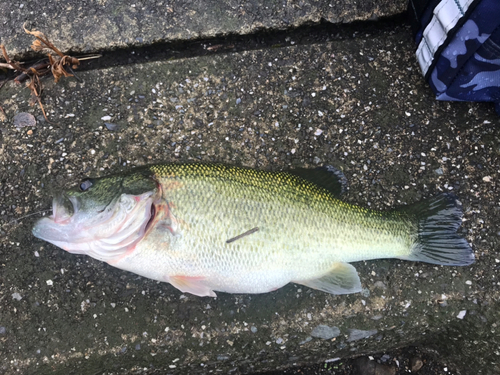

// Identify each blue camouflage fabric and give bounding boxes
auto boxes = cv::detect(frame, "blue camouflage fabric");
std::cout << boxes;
[421,0,500,114]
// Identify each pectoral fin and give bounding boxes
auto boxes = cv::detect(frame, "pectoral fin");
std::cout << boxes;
[296,262,362,295]
[169,275,217,297]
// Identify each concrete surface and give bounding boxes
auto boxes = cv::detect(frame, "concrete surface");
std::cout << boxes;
[1,6,500,375]
[1,0,406,60]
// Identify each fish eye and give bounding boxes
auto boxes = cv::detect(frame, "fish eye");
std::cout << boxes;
[80,179,93,191]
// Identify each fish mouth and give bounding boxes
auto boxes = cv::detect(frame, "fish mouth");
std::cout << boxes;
[51,194,77,224]
[33,190,157,261]
[32,194,79,242]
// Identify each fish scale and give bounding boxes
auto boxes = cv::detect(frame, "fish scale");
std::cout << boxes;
[122,165,413,290]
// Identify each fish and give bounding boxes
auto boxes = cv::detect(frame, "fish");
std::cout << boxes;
[32,163,475,297]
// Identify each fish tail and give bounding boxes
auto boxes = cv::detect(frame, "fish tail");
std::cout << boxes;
[399,193,475,266]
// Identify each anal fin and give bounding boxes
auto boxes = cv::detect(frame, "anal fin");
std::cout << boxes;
[295,262,362,295]
[169,275,217,297]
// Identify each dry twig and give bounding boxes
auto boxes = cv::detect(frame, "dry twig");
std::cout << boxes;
[24,27,80,82]
[0,79,6,115]
[0,27,100,122]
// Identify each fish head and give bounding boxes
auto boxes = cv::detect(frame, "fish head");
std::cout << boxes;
[32,170,158,262]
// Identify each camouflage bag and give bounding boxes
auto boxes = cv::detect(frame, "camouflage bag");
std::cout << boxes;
[409,0,500,114]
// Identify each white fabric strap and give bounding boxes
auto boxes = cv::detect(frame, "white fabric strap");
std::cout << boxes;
[416,0,475,75]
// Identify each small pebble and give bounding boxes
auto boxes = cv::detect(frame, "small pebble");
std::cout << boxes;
[105,123,119,131]
[311,325,340,340]
[347,329,377,342]
[299,336,312,345]
[438,300,448,307]
[410,356,424,372]
[13,112,36,128]
[380,354,391,362]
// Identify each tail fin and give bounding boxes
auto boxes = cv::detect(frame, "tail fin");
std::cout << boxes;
[399,193,474,266]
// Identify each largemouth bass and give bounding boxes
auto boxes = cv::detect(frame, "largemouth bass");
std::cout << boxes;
[32,163,474,297]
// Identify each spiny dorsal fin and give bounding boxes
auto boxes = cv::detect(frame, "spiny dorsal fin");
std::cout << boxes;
[289,165,348,197]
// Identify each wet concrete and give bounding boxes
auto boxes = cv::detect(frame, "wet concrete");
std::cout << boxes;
[1,10,500,375]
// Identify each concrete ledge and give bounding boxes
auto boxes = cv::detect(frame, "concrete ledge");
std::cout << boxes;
[1,0,406,59]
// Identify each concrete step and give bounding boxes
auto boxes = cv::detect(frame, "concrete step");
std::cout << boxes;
[1,0,406,59]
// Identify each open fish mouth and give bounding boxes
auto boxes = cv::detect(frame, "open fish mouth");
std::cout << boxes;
[32,194,80,244]
[51,194,78,224]
[33,191,157,262]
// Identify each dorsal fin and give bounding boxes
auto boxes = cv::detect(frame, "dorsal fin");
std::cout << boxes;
[289,165,348,197]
